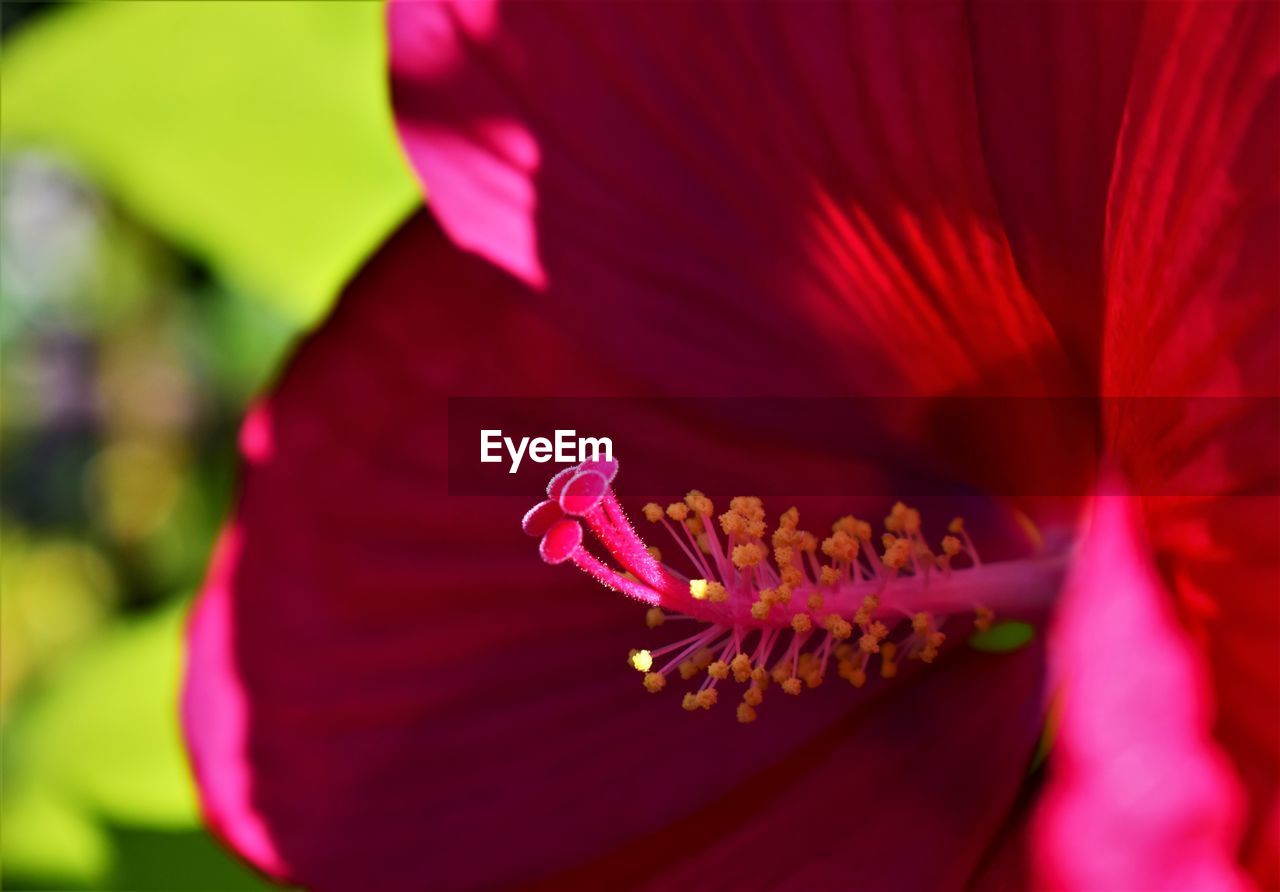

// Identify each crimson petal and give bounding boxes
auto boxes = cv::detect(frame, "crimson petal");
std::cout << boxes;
[388,0,1125,399]
[182,216,1048,890]
[1097,3,1280,880]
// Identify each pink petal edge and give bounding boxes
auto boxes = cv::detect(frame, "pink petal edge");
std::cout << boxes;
[1034,485,1248,890]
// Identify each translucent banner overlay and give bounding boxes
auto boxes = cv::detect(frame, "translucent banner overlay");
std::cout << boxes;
[447,397,1279,498]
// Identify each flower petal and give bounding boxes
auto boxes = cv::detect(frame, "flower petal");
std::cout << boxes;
[1034,489,1248,890]
[184,214,1047,889]
[536,642,1048,891]
[1097,4,1280,880]
[389,1,1100,397]
[967,0,1145,378]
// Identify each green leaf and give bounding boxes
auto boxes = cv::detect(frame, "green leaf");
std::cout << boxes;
[967,620,1036,653]
[3,601,197,829]
[0,783,109,889]
[0,1,420,325]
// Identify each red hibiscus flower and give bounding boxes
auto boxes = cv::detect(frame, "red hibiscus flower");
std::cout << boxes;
[181,2,1278,890]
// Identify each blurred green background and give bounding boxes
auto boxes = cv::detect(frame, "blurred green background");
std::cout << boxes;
[0,2,419,887]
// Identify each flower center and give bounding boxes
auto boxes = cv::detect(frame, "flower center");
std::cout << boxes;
[523,458,1065,723]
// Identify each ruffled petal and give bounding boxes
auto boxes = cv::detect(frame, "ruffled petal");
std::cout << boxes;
[967,0,1145,379]
[1034,490,1248,890]
[389,1,1106,398]
[1098,3,1280,880]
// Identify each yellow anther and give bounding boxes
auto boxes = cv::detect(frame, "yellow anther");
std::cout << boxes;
[821,531,859,562]
[882,533,897,549]
[884,501,920,534]
[645,607,666,629]
[693,648,715,670]
[685,516,703,535]
[859,632,882,654]
[750,600,772,620]
[731,541,766,569]
[824,614,854,640]
[646,546,663,561]
[807,592,825,611]
[744,519,766,539]
[869,621,889,640]
[919,631,946,663]
[902,508,921,535]
[690,578,709,600]
[681,692,699,711]
[884,502,907,533]
[803,668,824,688]
[685,490,713,515]
[774,544,794,567]
[974,605,995,632]
[948,517,965,534]
[781,677,803,696]
[819,565,841,586]
[678,660,698,680]
[853,594,880,625]
[730,653,753,682]
[835,643,854,660]
[642,503,664,523]
[770,662,791,684]
[708,660,729,680]
[912,612,932,634]
[775,584,795,605]
[629,649,654,672]
[839,660,867,687]
[941,535,962,557]
[719,511,746,536]
[666,502,689,522]
[798,532,818,553]
[696,689,718,710]
[882,537,912,570]
[743,685,764,707]
[779,507,800,530]
[791,613,813,634]
[729,496,764,518]
[780,566,803,589]
[706,581,728,603]
[881,642,899,677]
[832,515,858,536]
[642,672,666,693]
[750,667,769,687]
[736,702,758,723]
